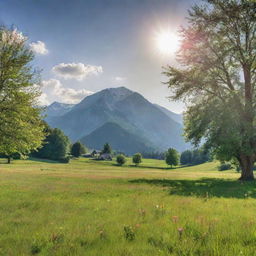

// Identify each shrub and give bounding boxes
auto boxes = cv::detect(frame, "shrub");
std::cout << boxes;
[71,141,87,157]
[30,244,41,255]
[59,156,70,163]
[12,152,26,160]
[218,163,233,171]
[133,153,142,166]
[123,226,135,241]
[116,154,126,166]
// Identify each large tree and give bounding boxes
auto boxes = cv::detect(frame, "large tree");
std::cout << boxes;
[0,27,45,162]
[34,127,70,161]
[164,0,256,180]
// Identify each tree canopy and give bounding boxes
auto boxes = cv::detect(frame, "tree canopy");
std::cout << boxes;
[34,127,70,161]
[164,0,256,180]
[101,143,112,154]
[133,153,142,166]
[116,154,126,166]
[180,148,210,166]
[165,148,179,167]
[0,27,45,162]
[71,141,87,158]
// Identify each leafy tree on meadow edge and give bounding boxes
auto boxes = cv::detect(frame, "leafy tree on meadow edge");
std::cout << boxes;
[116,154,126,166]
[180,150,193,165]
[165,148,179,168]
[34,127,70,161]
[133,153,142,166]
[0,27,45,163]
[141,151,165,160]
[180,148,210,165]
[164,0,256,180]
[71,141,87,157]
[101,143,112,154]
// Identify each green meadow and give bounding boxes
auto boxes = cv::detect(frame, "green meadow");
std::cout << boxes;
[0,158,256,255]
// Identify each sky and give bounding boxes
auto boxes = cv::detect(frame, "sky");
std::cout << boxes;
[0,0,198,113]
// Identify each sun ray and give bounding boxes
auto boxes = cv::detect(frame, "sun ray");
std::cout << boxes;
[155,29,180,56]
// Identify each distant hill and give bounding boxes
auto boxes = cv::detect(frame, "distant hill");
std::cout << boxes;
[154,104,183,125]
[81,122,155,155]
[46,87,190,154]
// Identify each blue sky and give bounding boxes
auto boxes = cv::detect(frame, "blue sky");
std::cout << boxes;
[1,0,197,113]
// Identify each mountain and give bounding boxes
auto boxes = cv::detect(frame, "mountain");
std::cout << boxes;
[81,122,155,155]
[45,102,74,117]
[46,87,189,153]
[154,104,183,125]
[47,87,138,141]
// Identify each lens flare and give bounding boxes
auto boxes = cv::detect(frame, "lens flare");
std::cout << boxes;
[155,30,180,55]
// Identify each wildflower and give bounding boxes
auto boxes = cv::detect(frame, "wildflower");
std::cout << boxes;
[51,233,58,243]
[135,224,140,229]
[172,216,179,223]
[178,227,184,240]
[139,209,146,217]
[99,230,105,239]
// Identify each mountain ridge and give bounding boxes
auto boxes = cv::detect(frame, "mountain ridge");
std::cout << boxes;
[45,87,189,154]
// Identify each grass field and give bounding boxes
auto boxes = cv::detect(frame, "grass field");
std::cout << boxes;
[0,157,256,255]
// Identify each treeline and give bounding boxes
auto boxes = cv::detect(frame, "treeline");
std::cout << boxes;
[142,148,211,166]
[142,152,165,160]
[180,149,211,165]
[32,123,88,162]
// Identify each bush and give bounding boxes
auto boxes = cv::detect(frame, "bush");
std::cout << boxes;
[218,163,233,171]
[116,154,126,166]
[123,226,135,241]
[133,153,142,166]
[59,156,70,163]
[12,152,26,160]
[71,141,87,157]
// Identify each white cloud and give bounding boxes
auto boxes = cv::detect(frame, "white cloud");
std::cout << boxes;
[37,93,50,106]
[57,87,93,104]
[29,41,48,55]
[39,79,93,104]
[52,62,103,80]
[114,76,127,83]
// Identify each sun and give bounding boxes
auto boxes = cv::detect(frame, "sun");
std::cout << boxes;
[155,30,180,55]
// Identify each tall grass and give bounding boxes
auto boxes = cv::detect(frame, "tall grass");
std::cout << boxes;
[0,158,254,255]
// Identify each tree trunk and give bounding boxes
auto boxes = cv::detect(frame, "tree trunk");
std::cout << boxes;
[239,155,254,181]
[7,156,11,164]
